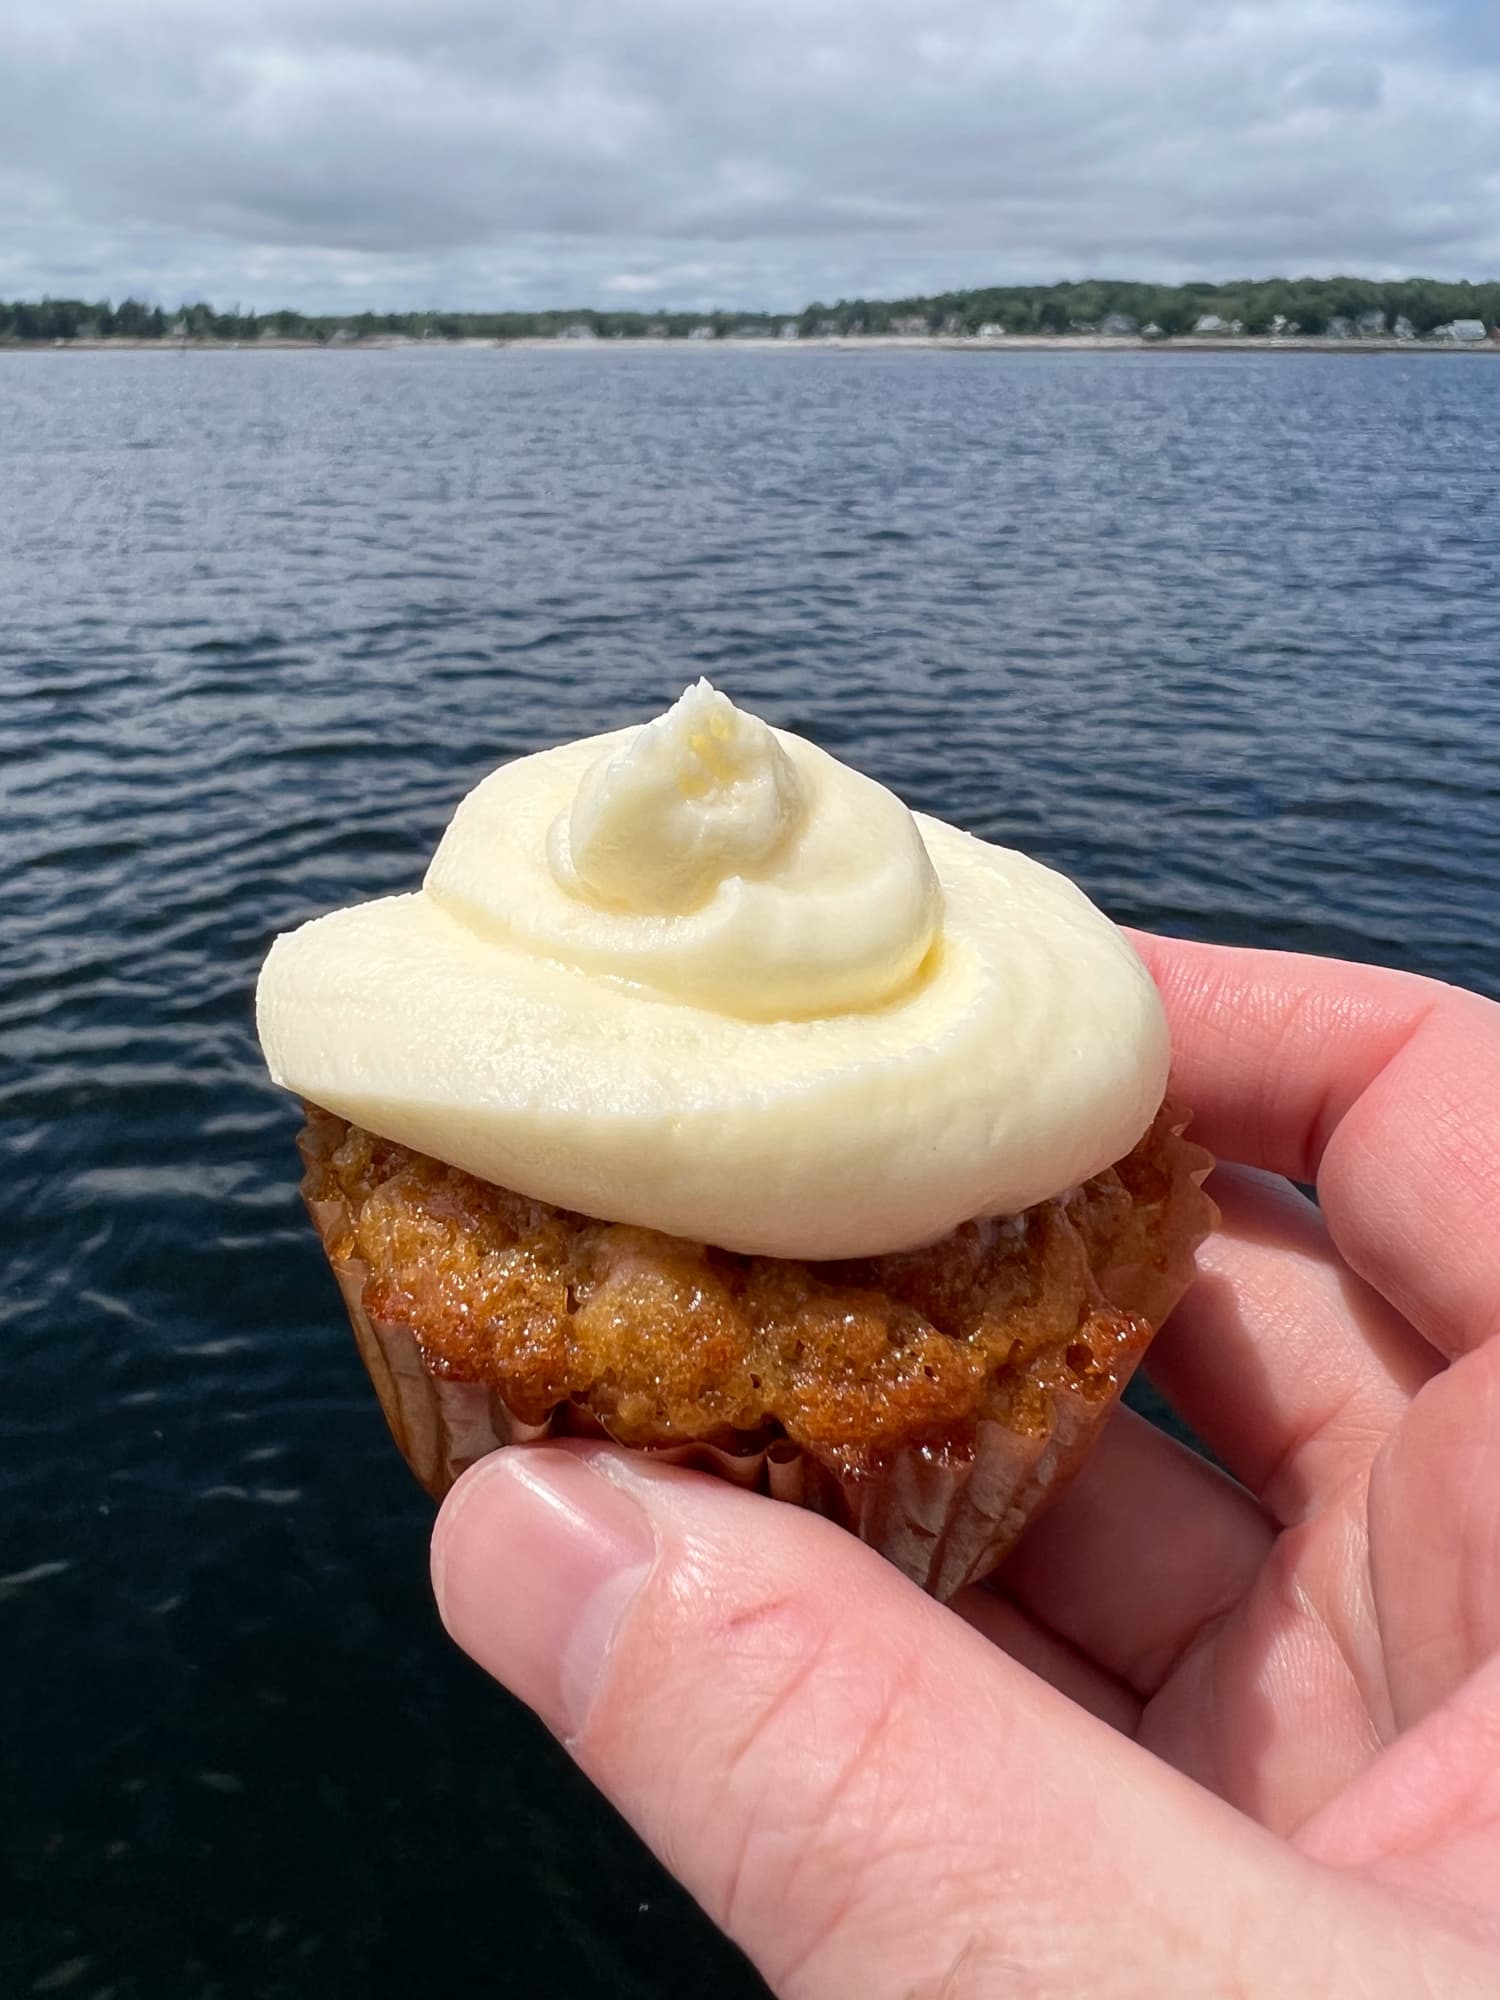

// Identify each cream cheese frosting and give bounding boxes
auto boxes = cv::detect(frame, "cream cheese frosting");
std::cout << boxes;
[257,682,1169,1259]
[436,679,943,1021]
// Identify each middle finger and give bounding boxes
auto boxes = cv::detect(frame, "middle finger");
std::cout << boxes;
[1144,1165,1440,1525]
[998,1402,1272,1697]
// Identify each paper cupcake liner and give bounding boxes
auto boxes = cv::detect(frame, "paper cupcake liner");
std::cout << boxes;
[306,1114,1214,1600]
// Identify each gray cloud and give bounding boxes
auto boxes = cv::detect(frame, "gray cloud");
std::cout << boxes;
[2,0,1497,309]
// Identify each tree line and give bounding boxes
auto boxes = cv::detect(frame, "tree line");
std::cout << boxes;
[3,276,1498,345]
[831,275,1500,337]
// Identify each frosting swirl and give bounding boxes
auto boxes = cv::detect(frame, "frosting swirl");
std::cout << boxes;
[257,686,1169,1259]
[429,679,942,1020]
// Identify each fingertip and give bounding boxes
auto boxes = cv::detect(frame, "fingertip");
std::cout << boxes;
[429,1448,520,1627]
[430,1445,656,1738]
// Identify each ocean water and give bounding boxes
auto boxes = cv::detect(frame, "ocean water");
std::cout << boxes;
[4,347,1498,1998]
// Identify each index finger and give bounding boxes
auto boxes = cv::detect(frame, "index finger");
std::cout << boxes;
[1129,933,1500,1356]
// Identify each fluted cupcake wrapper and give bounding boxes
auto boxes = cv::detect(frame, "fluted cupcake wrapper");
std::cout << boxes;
[307,1116,1215,1601]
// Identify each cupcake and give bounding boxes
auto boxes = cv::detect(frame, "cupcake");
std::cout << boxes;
[258,682,1213,1599]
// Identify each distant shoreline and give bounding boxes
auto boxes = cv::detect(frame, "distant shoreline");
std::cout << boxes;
[5,332,1498,357]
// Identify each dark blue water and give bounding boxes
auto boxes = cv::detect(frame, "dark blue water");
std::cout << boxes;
[4,348,1498,1998]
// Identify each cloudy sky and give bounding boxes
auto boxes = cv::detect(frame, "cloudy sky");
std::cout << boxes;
[4,0,1499,312]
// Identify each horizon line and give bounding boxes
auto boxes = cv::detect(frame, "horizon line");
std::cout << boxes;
[7,270,1500,320]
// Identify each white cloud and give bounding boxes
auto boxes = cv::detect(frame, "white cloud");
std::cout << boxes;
[1,0,1497,309]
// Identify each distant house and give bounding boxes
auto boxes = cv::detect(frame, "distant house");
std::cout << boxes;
[814,317,841,337]
[1141,321,1165,340]
[1270,314,1291,336]
[779,320,800,339]
[940,313,964,335]
[559,322,598,341]
[1356,310,1386,335]
[1326,317,1353,340]
[1099,313,1137,337]
[1192,313,1227,335]
[889,314,930,336]
[1393,315,1415,340]
[645,321,668,337]
[1442,318,1488,342]
[687,324,717,341]
[975,322,1005,340]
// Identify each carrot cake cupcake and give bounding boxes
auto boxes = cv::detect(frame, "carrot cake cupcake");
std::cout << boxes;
[257,682,1212,1597]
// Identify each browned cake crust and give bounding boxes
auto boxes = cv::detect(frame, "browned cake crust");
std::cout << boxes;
[300,1101,1201,1483]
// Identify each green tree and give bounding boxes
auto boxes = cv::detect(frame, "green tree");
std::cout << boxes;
[1151,300,1193,337]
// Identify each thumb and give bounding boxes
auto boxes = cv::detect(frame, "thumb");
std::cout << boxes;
[430,1444,1460,1999]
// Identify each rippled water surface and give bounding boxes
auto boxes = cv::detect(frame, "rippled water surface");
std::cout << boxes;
[5,348,1499,1996]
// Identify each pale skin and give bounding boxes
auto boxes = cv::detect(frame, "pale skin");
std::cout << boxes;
[431,937,1500,1996]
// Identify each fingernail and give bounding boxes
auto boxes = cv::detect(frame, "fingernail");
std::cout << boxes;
[432,1448,655,1740]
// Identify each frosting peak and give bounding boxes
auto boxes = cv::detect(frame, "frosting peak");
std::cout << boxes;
[551,680,801,913]
[426,683,943,1021]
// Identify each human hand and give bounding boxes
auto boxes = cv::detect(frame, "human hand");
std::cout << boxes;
[430,937,1500,1996]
